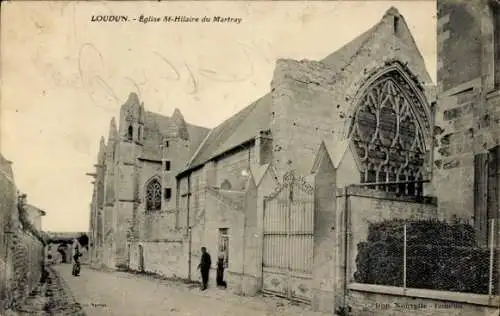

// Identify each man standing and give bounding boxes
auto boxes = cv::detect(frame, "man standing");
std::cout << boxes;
[197,247,211,290]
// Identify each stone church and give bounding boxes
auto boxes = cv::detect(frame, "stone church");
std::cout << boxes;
[87,7,440,312]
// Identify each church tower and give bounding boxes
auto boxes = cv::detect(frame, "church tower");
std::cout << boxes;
[113,92,144,267]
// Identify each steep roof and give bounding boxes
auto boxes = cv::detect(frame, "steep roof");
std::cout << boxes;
[320,23,378,72]
[186,93,272,169]
[143,111,210,160]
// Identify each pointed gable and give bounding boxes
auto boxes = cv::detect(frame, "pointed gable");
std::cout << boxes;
[320,6,433,86]
[250,163,272,188]
[107,117,118,142]
[172,108,190,141]
[311,138,354,174]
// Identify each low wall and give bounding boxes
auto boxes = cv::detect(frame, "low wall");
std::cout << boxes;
[344,187,438,284]
[0,154,16,313]
[128,239,188,279]
[3,226,45,311]
[348,283,499,316]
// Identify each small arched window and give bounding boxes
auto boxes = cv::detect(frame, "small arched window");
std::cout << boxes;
[138,127,142,141]
[128,125,133,141]
[145,178,161,211]
[220,179,232,190]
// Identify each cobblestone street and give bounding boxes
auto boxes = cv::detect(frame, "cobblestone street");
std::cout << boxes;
[54,264,329,316]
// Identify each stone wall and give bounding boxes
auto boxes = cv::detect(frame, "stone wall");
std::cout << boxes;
[214,147,254,190]
[0,154,15,313]
[203,188,245,285]
[437,1,483,92]
[0,154,46,313]
[6,226,46,310]
[434,0,500,228]
[128,239,188,279]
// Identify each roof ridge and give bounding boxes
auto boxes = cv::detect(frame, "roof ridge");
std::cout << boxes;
[340,23,381,71]
[185,128,214,167]
[186,96,264,168]
[321,19,383,72]
[208,101,260,153]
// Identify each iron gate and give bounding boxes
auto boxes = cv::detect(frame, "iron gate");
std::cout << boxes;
[262,171,314,302]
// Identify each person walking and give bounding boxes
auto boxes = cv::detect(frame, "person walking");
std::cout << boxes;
[197,247,211,290]
[72,241,82,277]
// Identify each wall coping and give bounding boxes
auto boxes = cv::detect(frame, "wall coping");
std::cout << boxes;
[486,88,500,100]
[136,238,183,243]
[348,283,500,307]
[336,186,438,205]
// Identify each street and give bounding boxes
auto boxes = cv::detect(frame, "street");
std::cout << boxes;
[54,264,330,316]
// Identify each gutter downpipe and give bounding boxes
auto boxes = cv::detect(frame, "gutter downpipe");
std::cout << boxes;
[187,175,192,281]
[343,185,351,313]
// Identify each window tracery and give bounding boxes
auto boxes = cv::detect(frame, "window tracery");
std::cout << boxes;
[145,178,162,211]
[350,70,429,193]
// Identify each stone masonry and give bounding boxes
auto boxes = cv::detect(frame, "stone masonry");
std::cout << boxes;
[434,0,500,245]
[0,153,47,314]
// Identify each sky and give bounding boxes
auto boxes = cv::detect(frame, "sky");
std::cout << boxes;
[1,1,436,232]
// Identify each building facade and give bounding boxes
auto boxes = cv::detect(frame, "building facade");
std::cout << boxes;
[87,93,209,270]
[88,7,438,312]
[434,0,500,245]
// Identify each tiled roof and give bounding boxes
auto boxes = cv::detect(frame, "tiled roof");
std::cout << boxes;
[141,111,210,161]
[187,94,272,169]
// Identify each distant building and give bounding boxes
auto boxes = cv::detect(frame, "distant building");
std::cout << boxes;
[24,204,46,231]
[45,231,89,264]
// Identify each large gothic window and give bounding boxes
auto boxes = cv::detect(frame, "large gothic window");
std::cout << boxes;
[349,69,429,194]
[145,178,162,211]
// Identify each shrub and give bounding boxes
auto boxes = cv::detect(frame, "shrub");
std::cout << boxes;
[354,219,498,294]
